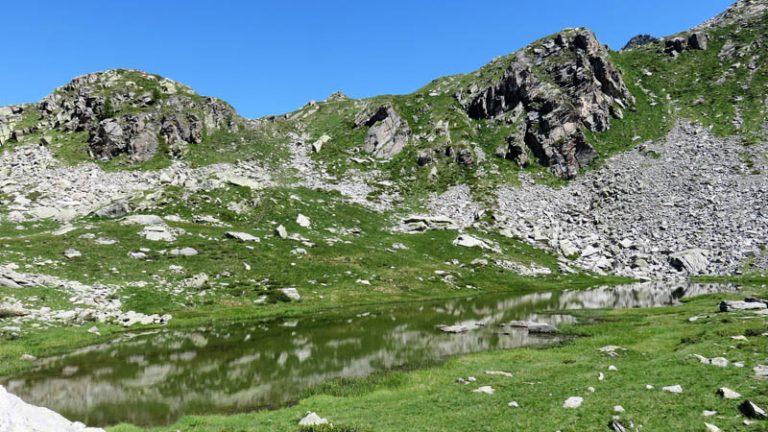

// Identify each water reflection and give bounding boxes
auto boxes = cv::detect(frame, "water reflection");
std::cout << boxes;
[1,282,736,427]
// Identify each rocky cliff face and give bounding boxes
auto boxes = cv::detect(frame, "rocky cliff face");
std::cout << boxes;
[354,104,411,159]
[37,69,240,161]
[457,29,635,179]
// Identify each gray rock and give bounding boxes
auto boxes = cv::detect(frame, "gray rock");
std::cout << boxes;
[461,29,633,179]
[754,365,768,379]
[704,423,721,432]
[169,247,198,257]
[185,273,209,289]
[662,384,683,394]
[716,387,741,399]
[720,300,767,312]
[688,32,709,50]
[622,34,659,50]
[225,231,260,242]
[274,225,288,239]
[36,69,240,163]
[563,396,583,408]
[357,104,411,159]
[296,214,311,228]
[0,385,106,432]
[669,249,709,274]
[739,400,767,419]
[278,287,301,301]
[452,234,500,253]
[298,412,328,426]
[63,249,81,259]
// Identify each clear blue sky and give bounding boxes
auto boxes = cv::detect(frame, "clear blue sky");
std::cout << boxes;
[0,0,734,118]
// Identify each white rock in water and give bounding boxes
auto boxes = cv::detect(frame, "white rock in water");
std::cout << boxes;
[662,384,683,394]
[563,396,583,408]
[0,385,105,431]
[296,214,311,228]
[473,386,495,395]
[298,412,328,426]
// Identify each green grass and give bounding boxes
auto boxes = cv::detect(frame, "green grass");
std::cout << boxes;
[109,287,768,432]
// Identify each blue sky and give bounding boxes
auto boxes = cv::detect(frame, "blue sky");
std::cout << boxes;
[0,0,733,118]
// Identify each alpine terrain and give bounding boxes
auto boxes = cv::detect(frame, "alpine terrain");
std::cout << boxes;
[0,1,767,431]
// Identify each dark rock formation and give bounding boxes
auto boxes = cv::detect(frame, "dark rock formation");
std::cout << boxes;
[456,148,474,166]
[622,34,659,51]
[355,104,411,159]
[36,69,240,162]
[664,32,709,56]
[458,29,634,179]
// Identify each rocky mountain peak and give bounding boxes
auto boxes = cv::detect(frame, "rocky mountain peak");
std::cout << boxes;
[457,28,634,179]
[699,0,768,28]
[35,69,241,162]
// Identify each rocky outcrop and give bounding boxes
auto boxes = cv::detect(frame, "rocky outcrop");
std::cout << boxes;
[36,69,240,162]
[622,34,659,51]
[664,31,709,56]
[355,104,411,159]
[699,0,768,29]
[458,29,634,179]
[0,106,27,146]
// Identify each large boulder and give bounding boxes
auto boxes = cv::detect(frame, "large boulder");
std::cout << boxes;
[459,29,634,179]
[356,104,411,159]
[669,248,709,274]
[0,385,104,432]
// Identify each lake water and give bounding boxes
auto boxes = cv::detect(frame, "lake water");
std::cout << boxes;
[1,282,736,427]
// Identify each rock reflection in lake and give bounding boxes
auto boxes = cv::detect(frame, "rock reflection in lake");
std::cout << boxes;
[1,282,737,427]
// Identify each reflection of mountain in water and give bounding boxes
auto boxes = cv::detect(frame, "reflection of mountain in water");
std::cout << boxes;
[556,282,737,310]
[2,282,737,427]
